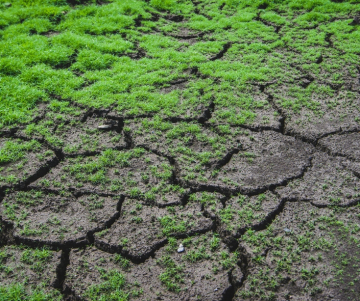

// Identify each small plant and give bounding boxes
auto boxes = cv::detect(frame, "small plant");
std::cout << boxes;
[84,270,129,301]
[115,254,131,270]
[210,235,220,251]
[157,256,184,292]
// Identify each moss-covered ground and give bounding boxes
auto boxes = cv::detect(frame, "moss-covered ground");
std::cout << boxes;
[1,0,360,300]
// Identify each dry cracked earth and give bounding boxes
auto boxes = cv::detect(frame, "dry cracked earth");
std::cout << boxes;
[1,0,360,300]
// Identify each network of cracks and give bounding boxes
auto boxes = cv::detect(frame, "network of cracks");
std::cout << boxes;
[1,1,360,300]
[1,94,360,300]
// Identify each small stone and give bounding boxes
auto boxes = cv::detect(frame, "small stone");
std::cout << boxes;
[177,243,185,253]
[214,288,218,292]
[284,228,291,233]
[97,124,112,129]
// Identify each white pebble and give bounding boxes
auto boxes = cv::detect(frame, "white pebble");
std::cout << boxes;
[177,243,185,253]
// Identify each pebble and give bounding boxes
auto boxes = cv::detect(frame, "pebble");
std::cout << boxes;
[214,288,218,292]
[284,228,291,233]
[177,243,185,253]
[97,124,112,129]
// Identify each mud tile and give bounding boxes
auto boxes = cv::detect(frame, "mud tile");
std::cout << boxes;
[189,191,281,236]
[95,199,213,259]
[0,190,120,245]
[0,245,61,299]
[269,84,360,142]
[0,138,56,189]
[221,192,281,236]
[30,148,184,203]
[129,119,238,165]
[57,116,127,156]
[318,132,360,161]
[277,152,360,206]
[236,202,360,301]
[67,233,241,300]
[189,192,225,219]
[17,101,88,143]
[183,131,313,193]
[285,107,360,143]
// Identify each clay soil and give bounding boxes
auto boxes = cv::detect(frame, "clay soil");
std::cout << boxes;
[1,0,360,300]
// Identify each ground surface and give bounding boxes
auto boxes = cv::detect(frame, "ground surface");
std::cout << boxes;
[0,0,360,300]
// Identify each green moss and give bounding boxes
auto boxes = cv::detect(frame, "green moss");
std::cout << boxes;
[84,269,129,301]
[0,1,359,297]
[157,255,184,292]
[150,0,175,10]
[0,77,46,126]
[0,140,41,164]
[71,49,118,71]
[261,11,287,25]
[0,283,61,301]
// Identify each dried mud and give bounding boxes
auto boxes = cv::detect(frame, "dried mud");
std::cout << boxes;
[1,1,360,300]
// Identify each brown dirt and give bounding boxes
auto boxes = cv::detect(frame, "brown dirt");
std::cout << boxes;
[0,138,56,189]
[0,191,120,246]
[276,152,360,206]
[183,131,313,193]
[1,4,360,300]
[0,245,61,295]
[94,198,214,260]
[66,234,243,301]
[318,132,360,161]
[234,201,360,301]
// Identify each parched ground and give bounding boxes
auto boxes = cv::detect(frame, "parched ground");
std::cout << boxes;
[1,0,360,300]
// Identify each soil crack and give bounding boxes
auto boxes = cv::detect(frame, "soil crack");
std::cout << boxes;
[210,42,232,61]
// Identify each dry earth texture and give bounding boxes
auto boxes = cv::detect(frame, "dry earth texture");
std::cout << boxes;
[1,0,360,300]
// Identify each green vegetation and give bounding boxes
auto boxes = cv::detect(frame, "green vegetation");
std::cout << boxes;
[0,246,61,300]
[0,140,41,164]
[237,203,360,300]
[0,141,54,186]
[84,269,130,301]
[158,255,185,292]
[0,283,60,301]
[0,0,358,128]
